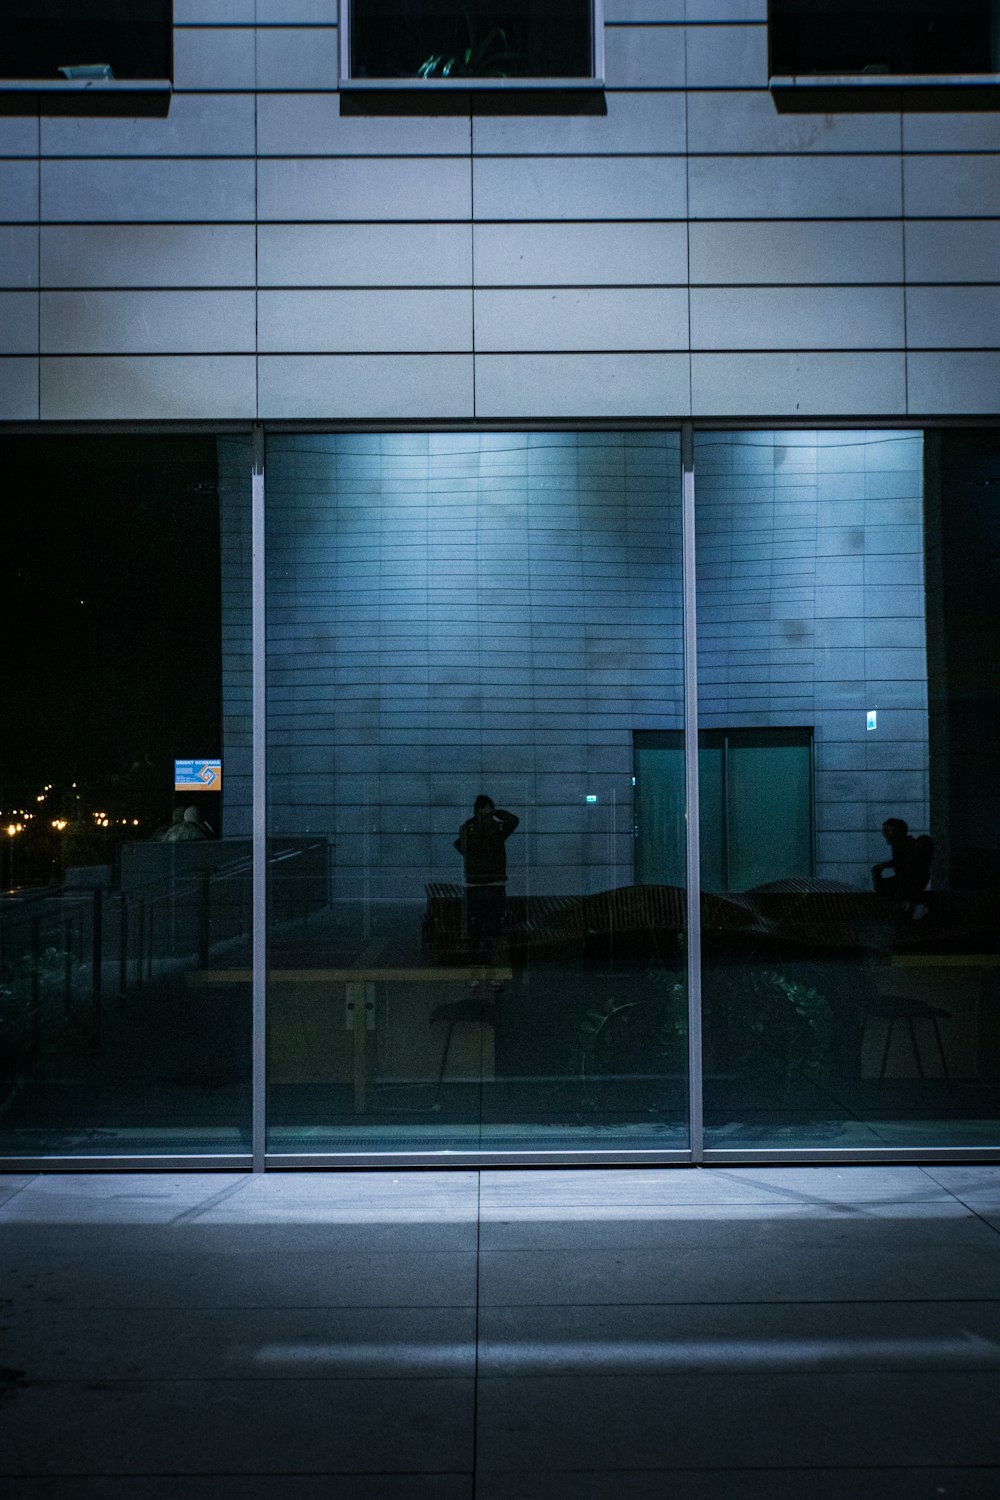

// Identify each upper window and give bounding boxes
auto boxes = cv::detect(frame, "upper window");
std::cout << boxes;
[0,0,172,115]
[3,0,171,81]
[771,0,997,76]
[343,0,601,87]
[768,0,1000,110]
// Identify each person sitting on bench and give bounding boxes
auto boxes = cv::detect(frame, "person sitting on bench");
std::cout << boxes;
[872,817,932,916]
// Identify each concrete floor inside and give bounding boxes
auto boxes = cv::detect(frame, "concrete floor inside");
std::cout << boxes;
[2,1164,1000,1497]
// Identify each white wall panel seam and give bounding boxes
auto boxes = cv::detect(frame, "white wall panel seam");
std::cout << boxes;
[38,285,273,292]
[897,108,908,412]
[683,11,693,416]
[35,124,40,412]
[253,14,259,417]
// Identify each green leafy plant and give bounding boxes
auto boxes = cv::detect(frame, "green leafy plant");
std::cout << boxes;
[741,968,834,1085]
[418,9,516,78]
[580,965,834,1095]
[0,945,88,1090]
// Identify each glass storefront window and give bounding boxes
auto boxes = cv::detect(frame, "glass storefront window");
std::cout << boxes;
[0,434,251,1158]
[262,431,688,1156]
[2,422,997,1167]
[696,429,1000,1152]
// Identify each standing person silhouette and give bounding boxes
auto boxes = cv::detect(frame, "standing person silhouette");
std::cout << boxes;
[454,795,519,961]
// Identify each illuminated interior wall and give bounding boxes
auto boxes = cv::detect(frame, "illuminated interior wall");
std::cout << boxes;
[697,430,928,889]
[260,431,682,901]
[220,427,929,898]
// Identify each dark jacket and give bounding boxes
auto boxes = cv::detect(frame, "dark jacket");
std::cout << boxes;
[454,808,519,885]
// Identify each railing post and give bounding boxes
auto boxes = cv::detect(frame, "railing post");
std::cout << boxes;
[199,869,211,968]
[135,899,145,991]
[62,906,73,1014]
[29,917,41,1063]
[119,893,129,1000]
[90,888,103,1044]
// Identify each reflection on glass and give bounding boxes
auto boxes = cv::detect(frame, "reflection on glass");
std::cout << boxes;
[263,432,687,1153]
[350,0,594,80]
[696,429,1000,1150]
[0,435,251,1156]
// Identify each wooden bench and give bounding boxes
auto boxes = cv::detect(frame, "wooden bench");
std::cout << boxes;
[189,964,510,1110]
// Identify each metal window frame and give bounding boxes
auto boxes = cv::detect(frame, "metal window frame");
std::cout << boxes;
[0,0,174,115]
[251,424,267,1172]
[338,0,606,90]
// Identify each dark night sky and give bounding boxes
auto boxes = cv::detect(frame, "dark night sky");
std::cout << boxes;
[1,435,221,809]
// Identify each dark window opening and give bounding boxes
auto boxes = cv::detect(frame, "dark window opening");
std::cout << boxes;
[2,1,172,81]
[769,0,999,77]
[348,0,595,82]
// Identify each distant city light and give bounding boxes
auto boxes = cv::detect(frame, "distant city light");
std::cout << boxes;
[1,785,145,847]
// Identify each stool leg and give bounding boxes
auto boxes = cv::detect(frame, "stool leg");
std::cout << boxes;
[435,1022,456,1096]
[908,1017,925,1079]
[931,1016,950,1082]
[879,1018,894,1082]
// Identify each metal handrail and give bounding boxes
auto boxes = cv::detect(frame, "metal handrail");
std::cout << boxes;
[0,839,331,1057]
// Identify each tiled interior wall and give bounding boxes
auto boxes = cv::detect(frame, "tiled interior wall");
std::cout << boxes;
[262,431,683,900]
[696,430,928,887]
[221,427,928,899]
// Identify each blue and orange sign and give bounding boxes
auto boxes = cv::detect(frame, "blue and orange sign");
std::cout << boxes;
[175,758,222,792]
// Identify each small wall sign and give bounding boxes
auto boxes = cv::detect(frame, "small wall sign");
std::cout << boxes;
[175,758,222,792]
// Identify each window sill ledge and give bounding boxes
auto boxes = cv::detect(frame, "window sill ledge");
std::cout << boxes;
[341,76,603,90]
[770,73,1000,112]
[339,77,605,115]
[0,79,172,117]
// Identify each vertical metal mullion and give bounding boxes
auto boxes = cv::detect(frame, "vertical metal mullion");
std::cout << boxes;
[681,423,703,1163]
[251,423,267,1172]
[721,734,730,892]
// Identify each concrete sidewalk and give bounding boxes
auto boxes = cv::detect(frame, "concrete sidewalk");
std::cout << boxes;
[2,1165,1000,1497]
